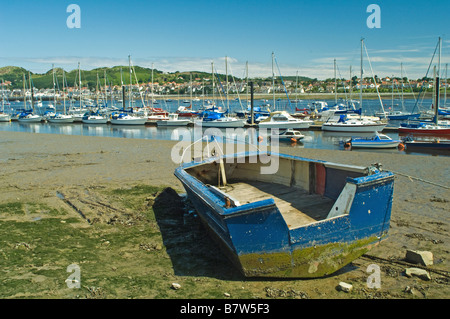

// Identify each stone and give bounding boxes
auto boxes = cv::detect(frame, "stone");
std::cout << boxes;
[404,268,431,281]
[171,282,181,290]
[405,250,433,266]
[338,282,353,292]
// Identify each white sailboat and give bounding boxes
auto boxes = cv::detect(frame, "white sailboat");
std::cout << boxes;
[194,61,245,128]
[0,79,11,122]
[82,71,108,124]
[111,56,147,125]
[48,66,74,123]
[18,73,43,123]
[322,39,386,133]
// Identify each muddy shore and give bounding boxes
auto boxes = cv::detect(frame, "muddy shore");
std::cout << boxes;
[0,131,448,299]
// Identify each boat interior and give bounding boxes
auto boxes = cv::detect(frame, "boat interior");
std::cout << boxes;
[185,154,367,228]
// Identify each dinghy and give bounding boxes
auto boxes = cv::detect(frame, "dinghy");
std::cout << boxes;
[174,151,394,278]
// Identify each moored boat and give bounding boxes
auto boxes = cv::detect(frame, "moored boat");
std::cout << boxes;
[402,136,450,152]
[258,111,313,129]
[110,112,147,125]
[347,133,402,149]
[156,113,190,126]
[174,151,394,278]
[271,129,305,142]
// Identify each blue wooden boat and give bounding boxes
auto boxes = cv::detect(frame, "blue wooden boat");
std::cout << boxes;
[174,152,395,278]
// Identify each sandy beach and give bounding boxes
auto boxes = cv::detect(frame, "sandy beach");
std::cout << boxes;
[0,130,448,299]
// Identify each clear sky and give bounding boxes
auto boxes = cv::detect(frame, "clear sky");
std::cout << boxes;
[0,0,448,79]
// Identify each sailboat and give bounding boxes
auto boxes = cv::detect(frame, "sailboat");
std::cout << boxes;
[110,56,147,125]
[322,39,386,133]
[18,73,43,123]
[82,71,108,124]
[68,63,88,122]
[194,59,245,128]
[399,38,450,135]
[0,79,11,122]
[48,66,74,123]
[258,53,313,129]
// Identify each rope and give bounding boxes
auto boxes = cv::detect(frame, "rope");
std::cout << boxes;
[390,170,450,189]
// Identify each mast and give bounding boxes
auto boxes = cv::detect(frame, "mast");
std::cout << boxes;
[444,63,448,106]
[272,52,275,110]
[23,73,26,110]
[151,63,154,108]
[52,64,56,108]
[62,69,66,114]
[96,73,99,106]
[334,59,337,104]
[190,72,193,106]
[391,74,394,109]
[128,55,132,110]
[246,61,249,107]
[349,65,352,104]
[225,56,229,111]
[211,62,215,104]
[29,72,34,112]
[400,63,404,111]
[360,38,364,119]
[78,62,82,109]
[104,70,108,107]
[435,37,441,125]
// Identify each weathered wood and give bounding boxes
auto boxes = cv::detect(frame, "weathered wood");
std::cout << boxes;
[224,181,334,229]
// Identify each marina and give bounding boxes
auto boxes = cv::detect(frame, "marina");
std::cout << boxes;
[0,97,448,157]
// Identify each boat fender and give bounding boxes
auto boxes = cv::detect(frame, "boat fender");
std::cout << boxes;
[224,197,231,208]
[258,136,263,142]
[398,143,405,150]
[291,138,297,143]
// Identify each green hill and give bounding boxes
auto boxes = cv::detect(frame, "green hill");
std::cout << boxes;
[0,65,315,90]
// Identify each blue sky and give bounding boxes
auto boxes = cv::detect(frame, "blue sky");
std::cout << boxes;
[0,0,448,79]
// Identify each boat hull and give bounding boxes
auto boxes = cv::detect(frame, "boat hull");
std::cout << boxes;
[156,120,190,126]
[18,116,43,123]
[175,152,394,278]
[194,119,245,128]
[350,142,400,149]
[110,118,147,125]
[258,121,312,129]
[398,127,450,135]
[0,114,11,122]
[48,117,74,123]
[82,118,109,124]
[404,141,450,151]
[322,123,386,132]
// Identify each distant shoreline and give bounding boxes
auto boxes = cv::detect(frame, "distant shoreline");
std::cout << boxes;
[8,92,441,102]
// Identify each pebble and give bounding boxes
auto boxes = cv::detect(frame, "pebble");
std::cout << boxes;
[404,267,431,281]
[338,282,353,293]
[171,282,181,290]
[405,250,433,266]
